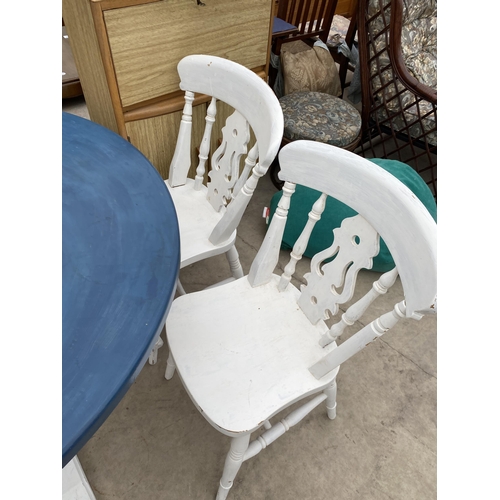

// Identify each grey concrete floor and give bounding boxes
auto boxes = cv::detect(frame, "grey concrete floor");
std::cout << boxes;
[63,97,436,500]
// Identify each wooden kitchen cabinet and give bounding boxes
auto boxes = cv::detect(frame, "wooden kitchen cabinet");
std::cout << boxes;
[62,0,274,179]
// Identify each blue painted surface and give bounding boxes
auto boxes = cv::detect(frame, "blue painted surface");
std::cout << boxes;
[272,16,297,34]
[62,112,180,467]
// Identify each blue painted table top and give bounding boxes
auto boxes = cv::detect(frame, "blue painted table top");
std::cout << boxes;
[62,112,180,467]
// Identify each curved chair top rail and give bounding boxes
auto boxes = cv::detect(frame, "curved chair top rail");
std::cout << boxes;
[177,54,284,169]
[278,140,437,316]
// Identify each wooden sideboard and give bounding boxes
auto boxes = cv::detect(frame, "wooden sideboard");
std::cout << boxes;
[62,0,275,179]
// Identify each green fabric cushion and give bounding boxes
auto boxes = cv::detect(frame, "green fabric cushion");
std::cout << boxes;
[268,158,437,272]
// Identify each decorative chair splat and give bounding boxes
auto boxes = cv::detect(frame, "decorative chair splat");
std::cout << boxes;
[207,110,251,211]
[298,215,379,324]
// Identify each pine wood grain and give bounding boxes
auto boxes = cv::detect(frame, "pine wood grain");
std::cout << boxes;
[103,0,272,107]
[125,103,206,180]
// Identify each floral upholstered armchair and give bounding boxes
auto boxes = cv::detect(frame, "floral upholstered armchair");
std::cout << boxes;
[354,0,437,197]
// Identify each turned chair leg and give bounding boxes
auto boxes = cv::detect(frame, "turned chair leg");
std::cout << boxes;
[324,380,337,420]
[148,335,163,365]
[216,433,251,500]
[165,350,176,380]
[225,245,244,280]
[176,278,187,295]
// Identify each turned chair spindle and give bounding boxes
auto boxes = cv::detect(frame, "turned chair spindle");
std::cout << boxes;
[194,96,217,190]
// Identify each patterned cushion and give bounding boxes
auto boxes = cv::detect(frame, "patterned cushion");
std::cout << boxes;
[279,91,361,148]
[367,0,437,146]
[281,41,341,97]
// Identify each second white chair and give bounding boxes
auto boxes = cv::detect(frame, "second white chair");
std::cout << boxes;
[149,54,284,364]
[163,140,437,499]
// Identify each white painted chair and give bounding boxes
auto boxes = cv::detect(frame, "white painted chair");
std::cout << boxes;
[148,54,284,364]
[164,140,437,500]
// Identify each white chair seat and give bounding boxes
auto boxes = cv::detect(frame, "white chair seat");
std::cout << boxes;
[166,274,339,435]
[166,179,236,268]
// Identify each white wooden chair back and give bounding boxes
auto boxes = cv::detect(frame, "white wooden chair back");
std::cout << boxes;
[248,140,437,379]
[168,55,284,245]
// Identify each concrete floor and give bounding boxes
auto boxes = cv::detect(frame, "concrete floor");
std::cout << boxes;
[63,97,437,500]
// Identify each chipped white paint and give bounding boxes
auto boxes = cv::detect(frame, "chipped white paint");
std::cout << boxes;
[164,140,437,499]
[62,456,96,500]
[207,110,250,211]
[165,54,282,272]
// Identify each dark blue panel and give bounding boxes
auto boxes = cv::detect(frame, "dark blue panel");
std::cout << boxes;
[62,112,180,467]
[272,16,298,34]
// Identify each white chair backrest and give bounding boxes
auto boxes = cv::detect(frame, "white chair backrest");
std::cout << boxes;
[168,54,284,245]
[248,140,437,377]
[177,55,283,170]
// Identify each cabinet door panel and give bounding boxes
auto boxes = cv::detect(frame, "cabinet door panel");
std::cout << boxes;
[104,0,272,107]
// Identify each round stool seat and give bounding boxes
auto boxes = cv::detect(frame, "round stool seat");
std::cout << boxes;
[279,91,362,149]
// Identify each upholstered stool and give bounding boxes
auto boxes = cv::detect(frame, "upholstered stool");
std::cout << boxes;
[270,91,362,188]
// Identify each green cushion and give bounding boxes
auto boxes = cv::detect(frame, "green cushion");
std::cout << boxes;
[268,158,437,272]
